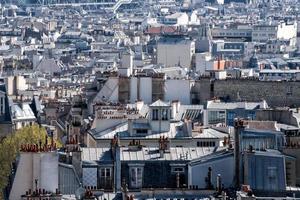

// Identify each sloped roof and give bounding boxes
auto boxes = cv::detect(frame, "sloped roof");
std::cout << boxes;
[11,103,36,121]
[150,99,170,107]
[35,58,62,75]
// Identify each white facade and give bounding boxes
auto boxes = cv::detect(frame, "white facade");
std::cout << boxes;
[259,69,300,81]
[9,152,59,200]
[252,21,297,43]
[5,75,28,96]
[164,79,191,104]
[195,52,212,74]
[119,51,133,77]
[211,27,252,39]
[95,77,196,105]
[215,71,227,80]
[164,12,189,26]
[139,77,153,104]
[157,38,195,69]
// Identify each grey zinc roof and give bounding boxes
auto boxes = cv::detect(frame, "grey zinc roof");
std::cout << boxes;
[150,99,170,107]
[11,103,36,121]
[121,146,222,161]
[193,128,228,139]
[81,147,112,162]
[89,121,191,139]
[174,105,203,121]
[59,163,81,195]
[81,147,223,162]
[206,100,267,110]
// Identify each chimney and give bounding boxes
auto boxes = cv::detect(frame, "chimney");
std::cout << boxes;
[159,149,164,158]
[216,174,222,193]
[234,118,244,188]
[171,100,180,119]
[184,119,193,137]
[158,136,170,158]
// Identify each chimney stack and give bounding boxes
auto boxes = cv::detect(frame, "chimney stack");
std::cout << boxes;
[234,118,244,189]
[216,174,222,193]
[158,136,170,158]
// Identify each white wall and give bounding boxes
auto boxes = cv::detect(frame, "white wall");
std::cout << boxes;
[157,40,194,69]
[164,79,191,104]
[130,77,138,103]
[139,77,152,104]
[16,75,28,91]
[10,153,33,200]
[195,53,211,74]
[40,153,59,191]
[277,22,297,40]
[9,152,59,200]
[120,52,133,77]
[215,71,227,80]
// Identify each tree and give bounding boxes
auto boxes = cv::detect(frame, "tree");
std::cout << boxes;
[0,125,61,199]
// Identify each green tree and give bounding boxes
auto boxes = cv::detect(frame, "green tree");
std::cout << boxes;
[0,125,61,200]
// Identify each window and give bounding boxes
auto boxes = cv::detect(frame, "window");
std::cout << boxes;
[267,166,278,190]
[197,141,216,147]
[152,109,159,120]
[267,167,277,179]
[130,167,143,188]
[208,110,226,124]
[161,109,168,121]
[136,129,148,135]
[99,167,112,189]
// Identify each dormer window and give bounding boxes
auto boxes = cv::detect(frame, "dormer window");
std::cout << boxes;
[128,164,144,189]
[152,109,159,120]
[162,109,168,121]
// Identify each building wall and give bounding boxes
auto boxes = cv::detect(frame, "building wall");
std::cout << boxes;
[255,109,298,127]
[195,53,211,74]
[211,28,252,40]
[164,79,191,104]
[152,78,164,102]
[121,161,189,189]
[252,25,277,42]
[213,79,300,107]
[277,22,297,41]
[3,76,27,96]
[191,79,212,104]
[9,152,59,200]
[285,156,296,186]
[130,77,138,103]
[140,77,152,104]
[189,155,234,189]
[157,40,194,69]
[283,148,300,186]
[243,153,286,191]
[119,77,130,103]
